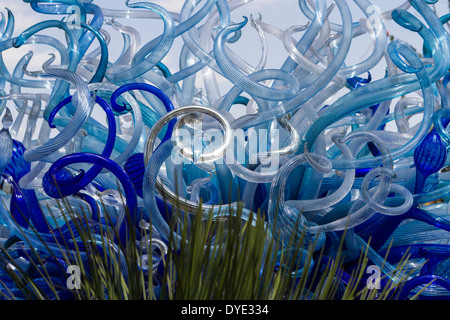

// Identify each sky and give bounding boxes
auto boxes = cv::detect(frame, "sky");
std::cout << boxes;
[0,0,449,134]
[2,0,448,76]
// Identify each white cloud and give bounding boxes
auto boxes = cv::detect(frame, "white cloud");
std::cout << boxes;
[94,0,186,13]
[1,1,44,37]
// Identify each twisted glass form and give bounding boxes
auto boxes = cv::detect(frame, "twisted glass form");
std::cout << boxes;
[0,0,450,300]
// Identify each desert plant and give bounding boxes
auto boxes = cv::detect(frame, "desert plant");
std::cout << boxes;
[0,191,425,300]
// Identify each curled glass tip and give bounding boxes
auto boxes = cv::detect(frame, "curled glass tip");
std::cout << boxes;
[1,107,12,129]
